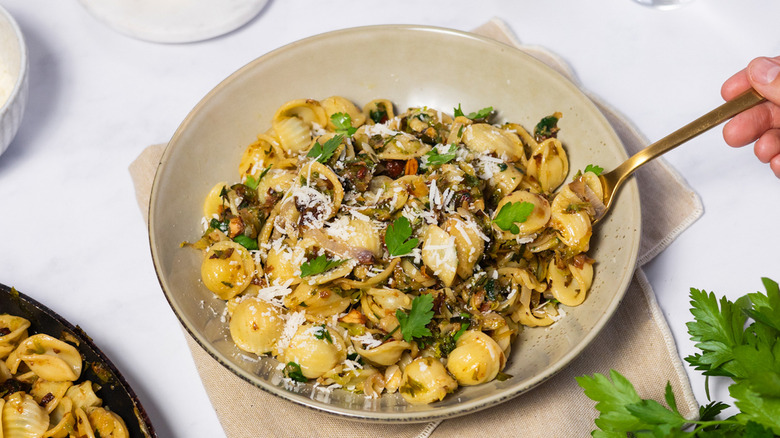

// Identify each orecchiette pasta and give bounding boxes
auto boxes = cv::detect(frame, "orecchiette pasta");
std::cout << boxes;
[189,98,604,404]
[0,314,130,437]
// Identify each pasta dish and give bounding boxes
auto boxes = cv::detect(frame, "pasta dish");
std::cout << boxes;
[189,97,603,404]
[0,313,130,437]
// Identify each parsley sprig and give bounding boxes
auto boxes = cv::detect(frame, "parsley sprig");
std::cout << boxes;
[385,216,419,257]
[577,277,780,437]
[396,294,435,343]
[425,144,459,166]
[299,254,348,277]
[453,104,493,120]
[492,201,535,234]
[307,134,344,163]
[331,112,357,137]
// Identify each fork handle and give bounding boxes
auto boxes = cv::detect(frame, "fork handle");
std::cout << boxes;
[614,88,767,181]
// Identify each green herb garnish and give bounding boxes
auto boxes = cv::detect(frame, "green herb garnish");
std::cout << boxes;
[384,216,419,257]
[283,362,307,383]
[245,164,273,190]
[396,294,435,343]
[307,134,344,163]
[425,144,459,166]
[313,325,333,344]
[577,277,780,437]
[534,113,561,140]
[454,104,493,120]
[233,235,258,251]
[331,112,357,137]
[492,201,535,234]
[584,164,604,176]
[300,254,348,277]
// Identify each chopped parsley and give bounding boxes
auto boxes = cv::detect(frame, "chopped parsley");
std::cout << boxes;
[492,201,535,234]
[283,362,307,382]
[312,325,333,344]
[384,216,419,257]
[244,164,273,190]
[307,134,344,163]
[534,112,562,141]
[396,294,435,343]
[300,254,348,277]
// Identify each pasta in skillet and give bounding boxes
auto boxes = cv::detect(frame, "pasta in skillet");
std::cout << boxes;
[190,97,604,404]
[0,314,130,437]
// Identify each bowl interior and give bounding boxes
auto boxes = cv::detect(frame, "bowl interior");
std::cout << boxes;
[150,25,641,422]
[0,6,24,109]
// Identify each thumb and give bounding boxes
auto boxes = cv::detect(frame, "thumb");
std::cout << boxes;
[747,56,780,105]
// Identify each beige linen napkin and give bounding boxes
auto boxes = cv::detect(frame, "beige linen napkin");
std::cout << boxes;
[130,19,703,437]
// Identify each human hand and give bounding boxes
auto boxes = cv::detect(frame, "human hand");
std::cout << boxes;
[721,56,780,178]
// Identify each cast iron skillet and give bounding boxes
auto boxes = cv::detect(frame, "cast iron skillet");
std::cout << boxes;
[0,283,156,437]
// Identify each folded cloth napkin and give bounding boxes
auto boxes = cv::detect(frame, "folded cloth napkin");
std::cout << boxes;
[129,18,703,438]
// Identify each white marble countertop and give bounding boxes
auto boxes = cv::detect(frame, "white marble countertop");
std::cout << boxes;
[1,1,778,436]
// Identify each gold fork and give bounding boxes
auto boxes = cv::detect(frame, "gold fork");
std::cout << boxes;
[597,88,766,223]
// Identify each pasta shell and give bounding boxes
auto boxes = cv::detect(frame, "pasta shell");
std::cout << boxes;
[30,379,71,413]
[238,134,280,179]
[526,138,569,193]
[446,330,505,386]
[421,225,458,287]
[200,241,256,300]
[360,288,412,324]
[353,339,412,367]
[399,357,457,405]
[362,99,395,124]
[66,381,102,411]
[284,282,351,317]
[202,181,227,220]
[321,96,366,128]
[1,392,49,438]
[10,334,82,381]
[229,297,285,355]
[549,184,592,253]
[492,190,552,240]
[0,314,30,360]
[442,216,485,279]
[281,324,347,379]
[87,407,130,438]
[548,257,593,307]
[462,123,524,162]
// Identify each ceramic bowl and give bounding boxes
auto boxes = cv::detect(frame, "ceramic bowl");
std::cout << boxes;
[149,25,641,422]
[0,5,27,158]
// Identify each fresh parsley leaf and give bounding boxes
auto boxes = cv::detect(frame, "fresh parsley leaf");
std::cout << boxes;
[283,362,307,382]
[395,294,434,343]
[245,165,272,190]
[307,134,344,163]
[584,164,604,176]
[233,235,258,251]
[425,144,458,166]
[299,254,348,277]
[685,288,746,377]
[580,278,780,437]
[492,201,535,234]
[385,216,419,257]
[331,112,357,137]
[244,164,273,190]
[453,103,493,120]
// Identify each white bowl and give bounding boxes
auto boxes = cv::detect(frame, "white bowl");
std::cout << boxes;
[0,5,27,157]
[150,25,642,422]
